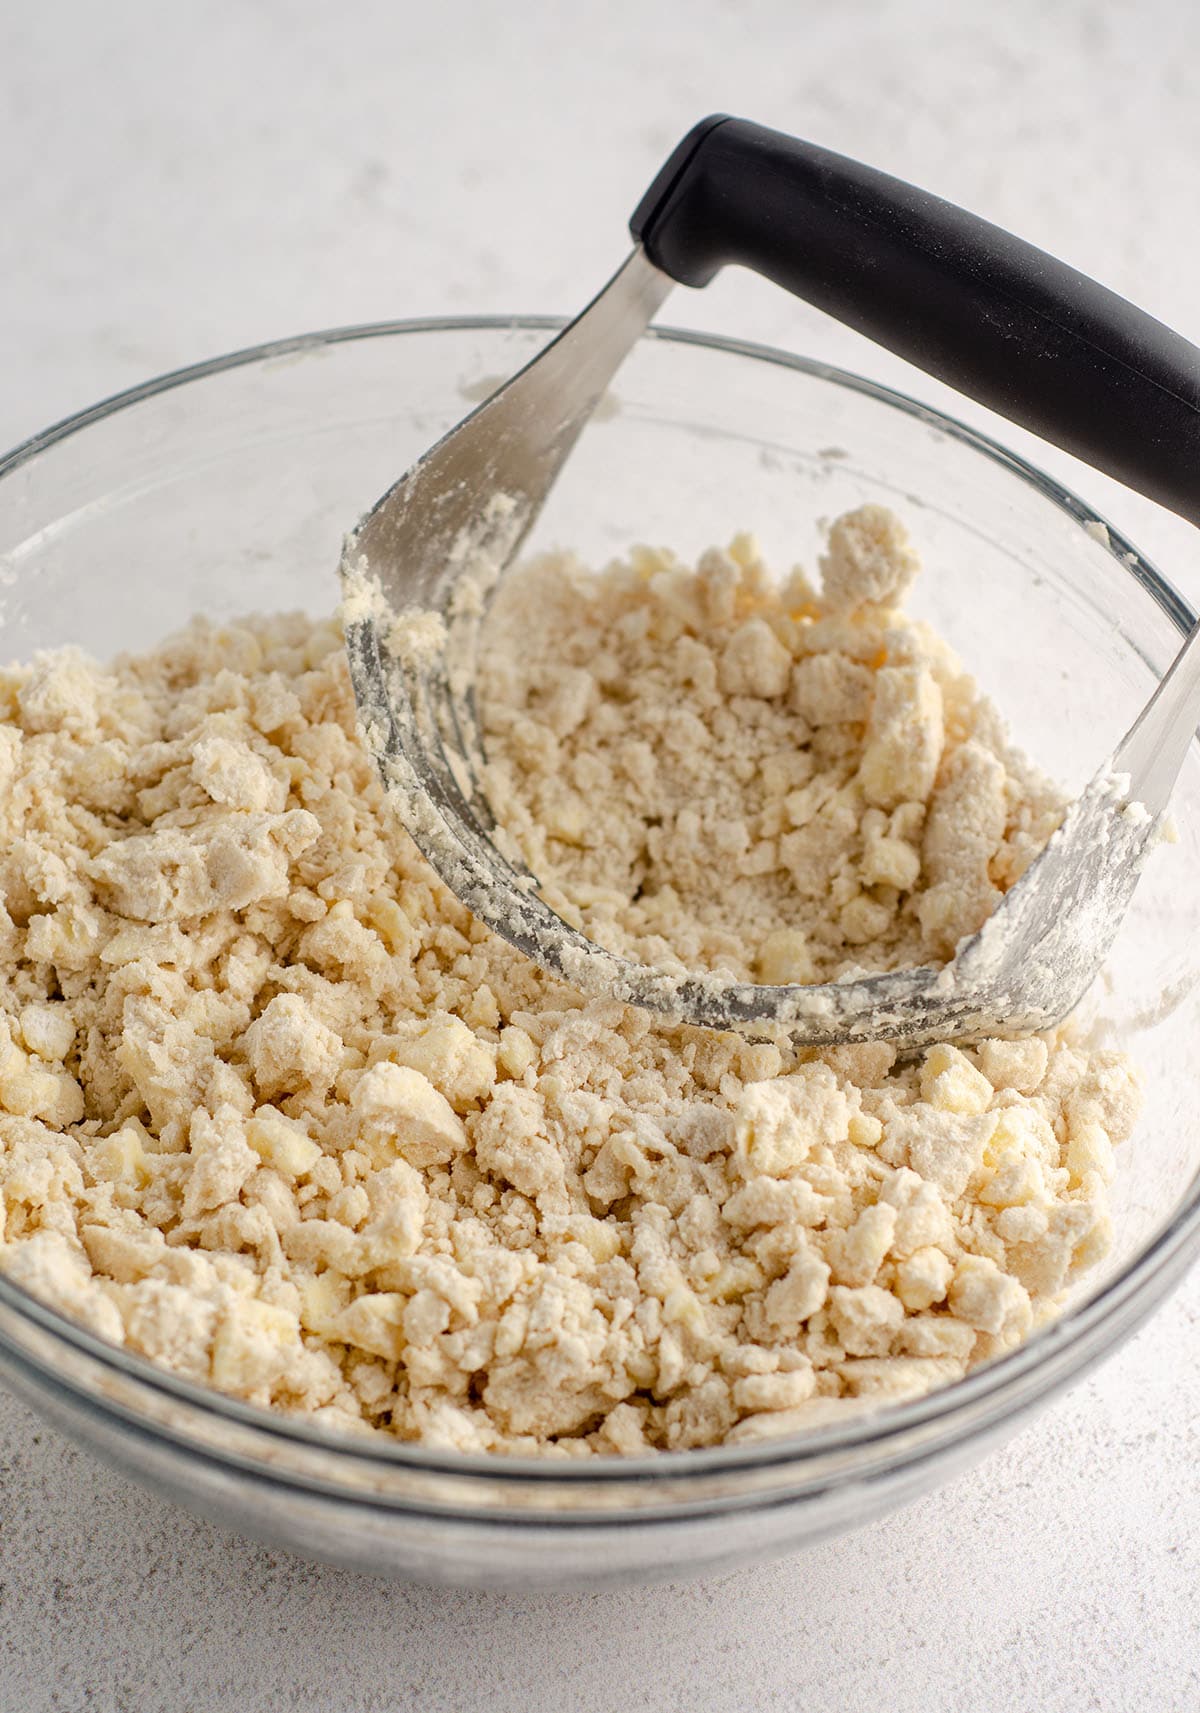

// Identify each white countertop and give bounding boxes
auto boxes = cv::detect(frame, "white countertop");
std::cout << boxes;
[1,2,1198,1707]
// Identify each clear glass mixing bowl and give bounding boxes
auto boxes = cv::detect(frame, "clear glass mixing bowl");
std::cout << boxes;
[1,319,1199,1590]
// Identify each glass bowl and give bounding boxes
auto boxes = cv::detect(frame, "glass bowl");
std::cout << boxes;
[1,319,1199,1590]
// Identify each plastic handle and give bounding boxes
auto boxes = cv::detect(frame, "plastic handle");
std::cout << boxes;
[631,116,1200,529]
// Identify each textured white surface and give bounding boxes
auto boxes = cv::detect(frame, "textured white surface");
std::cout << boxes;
[1,1,1198,1707]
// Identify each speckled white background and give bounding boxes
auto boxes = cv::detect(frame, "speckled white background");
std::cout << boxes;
[1,2,1198,1708]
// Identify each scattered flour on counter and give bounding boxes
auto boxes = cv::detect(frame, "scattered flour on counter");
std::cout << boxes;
[0,506,1139,1455]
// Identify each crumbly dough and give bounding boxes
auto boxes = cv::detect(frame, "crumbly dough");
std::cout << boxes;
[0,507,1139,1455]
[479,506,1063,981]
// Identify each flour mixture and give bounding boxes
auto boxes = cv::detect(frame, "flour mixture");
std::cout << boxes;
[0,506,1138,1453]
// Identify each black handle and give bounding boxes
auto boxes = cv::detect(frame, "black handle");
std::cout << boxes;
[631,117,1200,530]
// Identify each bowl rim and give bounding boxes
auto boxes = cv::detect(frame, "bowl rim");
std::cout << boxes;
[2,312,1199,1490]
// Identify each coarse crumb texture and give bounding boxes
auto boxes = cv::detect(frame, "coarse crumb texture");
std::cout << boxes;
[0,507,1139,1455]
[479,505,1066,981]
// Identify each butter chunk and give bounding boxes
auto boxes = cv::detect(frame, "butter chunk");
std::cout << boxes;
[858,666,944,810]
[948,1254,1032,1339]
[246,1109,322,1180]
[975,1037,1048,1096]
[191,732,287,812]
[385,1014,496,1111]
[894,1246,954,1311]
[351,1062,467,1167]
[790,652,873,726]
[732,1367,816,1413]
[0,1050,84,1125]
[763,1247,830,1334]
[828,1283,905,1356]
[19,1003,76,1063]
[336,1292,408,1361]
[182,1106,259,1218]
[755,927,815,985]
[920,1043,994,1116]
[211,1297,302,1393]
[243,995,342,1101]
[733,1064,850,1177]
